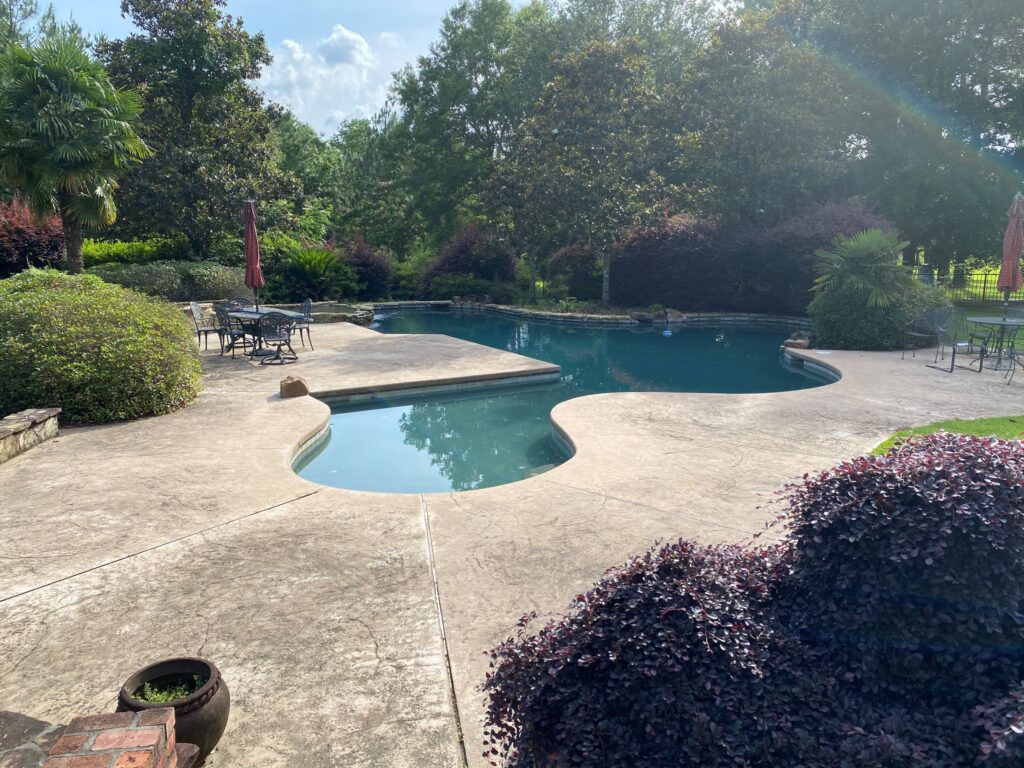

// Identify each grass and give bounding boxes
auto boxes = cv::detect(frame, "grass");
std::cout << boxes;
[872,415,1024,454]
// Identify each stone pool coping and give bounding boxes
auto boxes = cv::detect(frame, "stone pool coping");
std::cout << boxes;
[371,299,813,328]
[1,319,1021,767]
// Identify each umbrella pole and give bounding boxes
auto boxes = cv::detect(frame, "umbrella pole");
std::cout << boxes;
[254,288,260,312]
[1004,290,1010,321]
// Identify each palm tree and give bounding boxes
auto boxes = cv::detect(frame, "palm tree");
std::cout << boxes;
[0,30,150,273]
[812,228,917,308]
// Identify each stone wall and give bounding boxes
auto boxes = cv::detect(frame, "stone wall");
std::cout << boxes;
[0,408,61,465]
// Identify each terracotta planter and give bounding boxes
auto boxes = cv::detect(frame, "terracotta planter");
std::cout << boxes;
[117,657,230,763]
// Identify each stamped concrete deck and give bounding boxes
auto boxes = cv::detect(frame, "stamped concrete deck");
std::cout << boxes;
[1,321,1020,767]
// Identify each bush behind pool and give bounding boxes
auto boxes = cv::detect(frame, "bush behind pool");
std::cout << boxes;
[0,270,202,423]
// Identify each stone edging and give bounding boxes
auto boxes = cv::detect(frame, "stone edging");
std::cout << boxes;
[1,408,62,465]
[370,300,812,329]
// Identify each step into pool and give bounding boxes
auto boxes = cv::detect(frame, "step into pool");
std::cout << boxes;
[294,309,831,493]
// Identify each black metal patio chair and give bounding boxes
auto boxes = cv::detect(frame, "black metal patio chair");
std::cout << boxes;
[189,302,221,351]
[258,311,298,365]
[903,308,951,362]
[294,298,314,349]
[213,304,253,359]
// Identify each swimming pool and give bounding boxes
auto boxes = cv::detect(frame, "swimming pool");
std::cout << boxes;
[294,308,830,493]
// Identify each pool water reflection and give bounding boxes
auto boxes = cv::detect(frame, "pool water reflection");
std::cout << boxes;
[294,309,829,493]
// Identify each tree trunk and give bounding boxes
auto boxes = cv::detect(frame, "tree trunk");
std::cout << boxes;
[601,252,610,307]
[61,213,84,274]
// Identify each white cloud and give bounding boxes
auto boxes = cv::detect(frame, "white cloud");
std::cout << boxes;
[259,24,401,134]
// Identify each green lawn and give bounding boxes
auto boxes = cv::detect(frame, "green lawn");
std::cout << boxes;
[872,415,1024,454]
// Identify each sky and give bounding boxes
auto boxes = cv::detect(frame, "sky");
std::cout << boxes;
[46,0,485,134]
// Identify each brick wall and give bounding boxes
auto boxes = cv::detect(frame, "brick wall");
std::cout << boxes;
[42,710,184,768]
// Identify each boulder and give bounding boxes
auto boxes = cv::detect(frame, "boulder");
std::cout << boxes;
[280,376,310,399]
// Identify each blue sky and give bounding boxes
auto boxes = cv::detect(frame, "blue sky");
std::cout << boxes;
[47,0,483,133]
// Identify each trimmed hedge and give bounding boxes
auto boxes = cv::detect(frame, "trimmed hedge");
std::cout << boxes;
[0,270,201,423]
[0,199,64,277]
[610,201,893,315]
[81,237,190,268]
[88,260,248,302]
[484,433,1024,767]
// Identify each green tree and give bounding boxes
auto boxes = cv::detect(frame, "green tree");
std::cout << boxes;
[330,114,422,257]
[394,0,556,243]
[685,13,858,228]
[0,31,150,272]
[96,0,294,258]
[768,0,1024,266]
[496,40,683,305]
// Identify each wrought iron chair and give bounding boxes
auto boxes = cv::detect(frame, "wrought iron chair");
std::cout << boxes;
[294,298,314,349]
[213,304,252,359]
[188,302,221,351]
[903,308,950,362]
[257,311,298,365]
[943,318,990,373]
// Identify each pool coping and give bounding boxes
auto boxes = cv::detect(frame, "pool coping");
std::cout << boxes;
[371,300,814,329]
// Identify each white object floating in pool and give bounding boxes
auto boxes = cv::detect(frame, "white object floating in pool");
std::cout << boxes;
[662,330,672,337]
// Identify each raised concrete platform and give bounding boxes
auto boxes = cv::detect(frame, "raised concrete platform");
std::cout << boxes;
[0,320,1020,767]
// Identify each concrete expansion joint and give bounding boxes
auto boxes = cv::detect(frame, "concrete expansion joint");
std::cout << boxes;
[419,494,469,767]
[0,490,321,606]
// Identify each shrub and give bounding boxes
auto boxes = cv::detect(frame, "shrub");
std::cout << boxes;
[269,247,357,303]
[611,201,892,315]
[0,199,64,277]
[343,236,393,300]
[781,433,1024,705]
[427,273,517,304]
[484,434,1024,767]
[610,214,721,310]
[0,270,201,423]
[547,244,602,301]
[81,237,190,268]
[808,229,950,349]
[88,261,247,302]
[422,224,517,298]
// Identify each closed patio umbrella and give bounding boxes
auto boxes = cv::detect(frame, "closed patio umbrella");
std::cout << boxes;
[997,192,1024,320]
[244,200,265,310]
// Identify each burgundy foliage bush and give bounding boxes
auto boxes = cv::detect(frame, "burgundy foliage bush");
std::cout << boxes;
[422,224,517,297]
[343,235,393,300]
[782,433,1024,702]
[547,244,602,300]
[610,201,891,315]
[0,199,64,277]
[483,434,1024,767]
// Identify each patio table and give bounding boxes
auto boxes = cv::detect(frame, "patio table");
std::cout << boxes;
[966,316,1024,370]
[226,307,306,355]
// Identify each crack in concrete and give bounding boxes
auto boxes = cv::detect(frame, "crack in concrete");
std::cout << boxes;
[0,490,322,606]
[419,494,469,768]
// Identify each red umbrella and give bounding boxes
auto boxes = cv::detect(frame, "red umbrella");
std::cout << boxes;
[998,192,1024,319]
[243,200,265,309]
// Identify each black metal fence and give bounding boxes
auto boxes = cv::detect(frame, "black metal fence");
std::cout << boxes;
[912,266,1024,305]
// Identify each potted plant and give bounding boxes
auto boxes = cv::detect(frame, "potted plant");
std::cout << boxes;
[117,657,229,763]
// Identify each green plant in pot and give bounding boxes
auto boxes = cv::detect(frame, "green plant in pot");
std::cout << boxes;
[117,657,229,763]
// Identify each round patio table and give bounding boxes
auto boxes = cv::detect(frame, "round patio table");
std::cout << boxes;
[966,316,1024,370]
[227,307,306,356]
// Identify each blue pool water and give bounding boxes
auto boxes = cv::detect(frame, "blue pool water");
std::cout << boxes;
[294,309,830,493]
